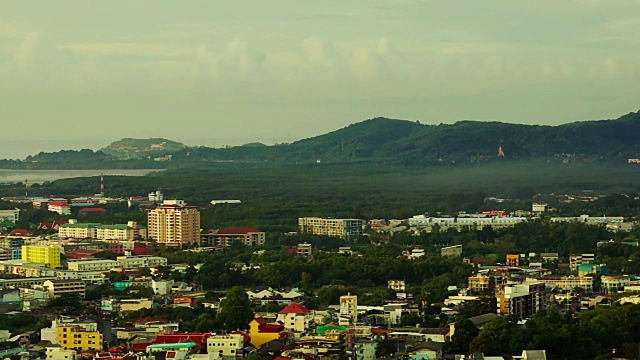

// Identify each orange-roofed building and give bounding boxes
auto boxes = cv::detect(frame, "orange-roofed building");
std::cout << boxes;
[248,318,288,348]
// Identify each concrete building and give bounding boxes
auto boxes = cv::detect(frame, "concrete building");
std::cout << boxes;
[468,275,492,293]
[354,341,377,360]
[46,346,77,360]
[147,200,201,246]
[276,302,312,333]
[296,243,313,258]
[441,245,463,258]
[0,209,20,223]
[200,227,266,247]
[206,334,244,357]
[506,254,520,267]
[67,259,118,272]
[388,280,406,292]
[58,222,99,239]
[601,275,630,294]
[497,282,546,319]
[551,215,624,225]
[116,255,167,269]
[48,202,71,215]
[96,223,137,240]
[531,276,594,292]
[120,298,154,312]
[298,217,365,241]
[21,245,61,268]
[339,293,358,325]
[531,202,548,213]
[570,253,595,271]
[43,279,86,299]
[56,325,102,351]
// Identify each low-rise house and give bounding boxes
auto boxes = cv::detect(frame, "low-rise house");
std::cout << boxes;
[206,333,244,357]
[248,317,288,348]
[405,341,444,360]
[276,302,313,334]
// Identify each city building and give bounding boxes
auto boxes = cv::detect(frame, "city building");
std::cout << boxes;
[201,227,266,247]
[496,282,546,319]
[59,220,138,240]
[531,202,548,213]
[58,222,99,239]
[468,275,492,293]
[441,245,463,258]
[276,302,312,333]
[339,293,358,325]
[388,280,406,292]
[48,201,72,215]
[56,325,102,351]
[46,346,77,360]
[506,254,520,267]
[206,334,244,357]
[21,245,61,268]
[248,317,287,348]
[577,264,608,277]
[570,254,595,271]
[67,259,118,272]
[298,217,365,241]
[147,200,201,246]
[0,209,20,223]
[531,276,594,292]
[43,279,86,299]
[551,215,624,225]
[601,275,630,294]
[116,255,168,269]
[296,243,313,258]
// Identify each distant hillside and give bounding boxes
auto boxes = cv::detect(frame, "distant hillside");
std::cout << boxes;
[25,149,113,163]
[101,138,186,159]
[171,111,640,165]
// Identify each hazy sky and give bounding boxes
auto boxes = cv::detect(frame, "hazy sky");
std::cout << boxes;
[1,0,639,148]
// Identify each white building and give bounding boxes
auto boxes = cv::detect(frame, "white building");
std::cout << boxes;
[116,255,167,269]
[298,217,365,241]
[532,202,548,213]
[276,302,313,333]
[46,346,77,360]
[152,279,175,295]
[0,209,20,223]
[67,259,118,272]
[48,202,71,215]
[339,293,358,325]
[206,334,244,357]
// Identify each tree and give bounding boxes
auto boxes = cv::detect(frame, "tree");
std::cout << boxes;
[451,318,479,353]
[376,338,396,357]
[400,313,422,327]
[216,286,254,330]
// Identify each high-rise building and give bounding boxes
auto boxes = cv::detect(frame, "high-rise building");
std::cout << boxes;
[298,217,365,241]
[496,282,546,319]
[21,245,61,268]
[339,293,358,325]
[147,200,200,247]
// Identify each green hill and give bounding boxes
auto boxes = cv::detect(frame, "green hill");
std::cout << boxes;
[101,138,186,159]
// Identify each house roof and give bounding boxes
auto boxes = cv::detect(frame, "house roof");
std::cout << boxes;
[468,313,501,326]
[231,330,251,344]
[8,229,30,236]
[133,318,172,324]
[278,302,310,315]
[38,220,69,229]
[0,220,15,228]
[99,224,131,230]
[66,249,104,259]
[215,227,261,235]
[48,201,70,207]
[521,350,547,360]
[406,341,444,352]
[79,207,107,213]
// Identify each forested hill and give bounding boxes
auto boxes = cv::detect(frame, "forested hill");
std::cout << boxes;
[174,111,640,165]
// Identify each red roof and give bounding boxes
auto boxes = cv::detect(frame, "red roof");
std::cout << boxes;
[231,330,251,344]
[66,249,104,259]
[152,333,210,347]
[9,229,30,236]
[259,324,285,333]
[79,207,107,213]
[278,302,310,315]
[48,201,70,207]
[216,227,260,235]
[38,220,69,230]
[253,317,268,326]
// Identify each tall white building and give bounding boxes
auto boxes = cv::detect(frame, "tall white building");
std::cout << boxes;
[147,200,200,247]
[339,293,358,325]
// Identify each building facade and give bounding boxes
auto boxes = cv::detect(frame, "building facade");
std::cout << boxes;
[147,200,201,246]
[496,282,546,319]
[56,325,102,351]
[43,280,86,299]
[200,227,266,247]
[298,217,365,241]
[21,245,61,268]
[0,209,20,223]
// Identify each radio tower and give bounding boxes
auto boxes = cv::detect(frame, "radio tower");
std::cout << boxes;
[100,174,105,197]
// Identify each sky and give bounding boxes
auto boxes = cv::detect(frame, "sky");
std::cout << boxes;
[1,0,639,152]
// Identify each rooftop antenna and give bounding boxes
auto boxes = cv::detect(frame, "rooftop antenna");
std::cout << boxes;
[100,173,105,197]
[25,179,28,198]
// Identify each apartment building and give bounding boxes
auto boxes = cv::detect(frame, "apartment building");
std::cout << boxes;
[200,227,266,247]
[531,276,594,292]
[21,245,61,268]
[601,275,630,294]
[59,221,138,240]
[339,293,358,325]
[59,223,98,239]
[56,325,102,351]
[497,282,546,319]
[116,255,167,269]
[48,202,71,215]
[296,243,313,258]
[147,200,201,246]
[506,254,520,267]
[441,245,463,258]
[388,280,406,292]
[67,259,118,272]
[468,275,492,293]
[570,253,595,271]
[46,346,77,360]
[43,279,86,298]
[298,217,365,241]
[206,334,244,357]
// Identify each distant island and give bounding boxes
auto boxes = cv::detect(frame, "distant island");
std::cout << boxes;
[2,111,640,169]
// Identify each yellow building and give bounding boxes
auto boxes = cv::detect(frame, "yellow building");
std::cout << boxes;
[21,245,61,268]
[248,318,287,348]
[147,200,200,247]
[56,325,102,351]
